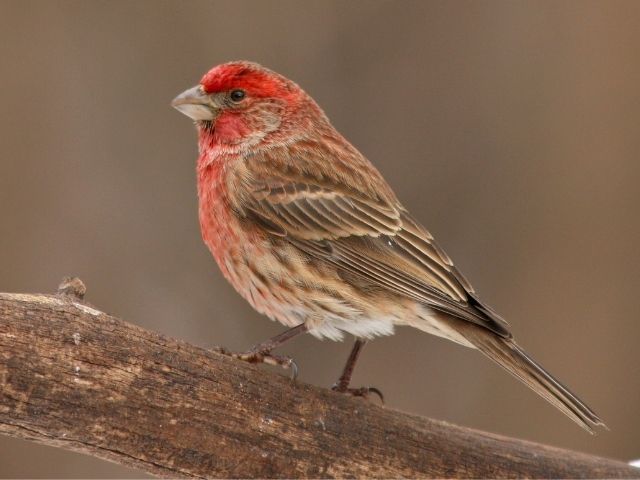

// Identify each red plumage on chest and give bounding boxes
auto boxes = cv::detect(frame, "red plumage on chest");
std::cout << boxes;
[196,152,240,275]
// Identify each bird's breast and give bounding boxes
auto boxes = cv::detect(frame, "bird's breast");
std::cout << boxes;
[197,156,240,274]
[196,154,272,303]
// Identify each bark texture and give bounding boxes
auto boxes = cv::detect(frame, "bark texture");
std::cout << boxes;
[0,279,637,478]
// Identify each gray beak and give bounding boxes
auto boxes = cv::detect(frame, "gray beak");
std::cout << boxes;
[171,85,217,121]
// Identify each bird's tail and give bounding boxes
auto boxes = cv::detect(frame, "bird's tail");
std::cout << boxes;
[455,322,607,433]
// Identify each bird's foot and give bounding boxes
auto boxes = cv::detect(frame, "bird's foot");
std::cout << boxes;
[331,383,385,404]
[212,346,298,380]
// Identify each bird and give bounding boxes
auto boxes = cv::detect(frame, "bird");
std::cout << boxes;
[171,60,605,433]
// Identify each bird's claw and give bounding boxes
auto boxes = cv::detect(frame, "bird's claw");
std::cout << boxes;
[331,384,385,404]
[246,352,298,380]
[212,346,298,380]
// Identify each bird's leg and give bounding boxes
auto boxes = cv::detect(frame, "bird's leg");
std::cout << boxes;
[213,323,308,379]
[332,339,384,403]
[334,339,366,390]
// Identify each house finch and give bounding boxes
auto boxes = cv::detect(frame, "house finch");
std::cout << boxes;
[172,61,605,432]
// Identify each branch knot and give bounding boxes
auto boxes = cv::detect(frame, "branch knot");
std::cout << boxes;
[56,276,87,300]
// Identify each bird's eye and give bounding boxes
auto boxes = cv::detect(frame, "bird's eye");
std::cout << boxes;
[230,89,246,102]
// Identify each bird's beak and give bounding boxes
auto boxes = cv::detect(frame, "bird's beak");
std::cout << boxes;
[171,85,217,121]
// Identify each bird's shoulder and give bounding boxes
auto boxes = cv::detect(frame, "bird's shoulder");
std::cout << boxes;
[240,136,396,204]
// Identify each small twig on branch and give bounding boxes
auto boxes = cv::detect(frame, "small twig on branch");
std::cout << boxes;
[0,278,637,478]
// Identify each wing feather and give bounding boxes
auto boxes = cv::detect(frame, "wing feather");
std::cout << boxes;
[237,148,511,337]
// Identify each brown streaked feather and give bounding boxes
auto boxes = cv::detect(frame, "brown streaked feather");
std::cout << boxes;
[236,146,511,338]
[317,238,508,333]
[447,316,605,432]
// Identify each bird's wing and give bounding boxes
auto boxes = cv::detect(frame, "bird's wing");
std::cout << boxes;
[235,147,511,337]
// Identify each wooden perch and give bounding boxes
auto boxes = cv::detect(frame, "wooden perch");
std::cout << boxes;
[0,278,638,479]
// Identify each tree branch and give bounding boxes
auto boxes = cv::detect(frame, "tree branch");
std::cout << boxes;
[0,279,637,478]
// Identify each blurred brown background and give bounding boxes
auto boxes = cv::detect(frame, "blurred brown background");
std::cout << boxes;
[1,0,639,477]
